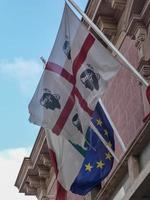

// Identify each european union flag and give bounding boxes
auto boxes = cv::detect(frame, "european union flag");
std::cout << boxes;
[70,102,115,195]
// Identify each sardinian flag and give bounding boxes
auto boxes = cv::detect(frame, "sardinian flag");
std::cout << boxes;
[29,3,120,145]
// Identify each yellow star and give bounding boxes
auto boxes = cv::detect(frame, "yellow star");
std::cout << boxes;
[107,141,112,148]
[104,129,108,136]
[105,152,112,160]
[96,119,102,126]
[97,160,105,169]
[85,163,93,172]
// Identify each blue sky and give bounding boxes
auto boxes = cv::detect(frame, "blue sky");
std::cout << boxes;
[0,0,87,150]
[0,0,87,199]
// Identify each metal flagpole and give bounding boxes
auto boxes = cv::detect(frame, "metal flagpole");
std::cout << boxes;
[90,121,119,163]
[67,0,149,87]
[99,98,126,152]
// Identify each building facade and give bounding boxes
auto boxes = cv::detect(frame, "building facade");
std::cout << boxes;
[15,0,150,199]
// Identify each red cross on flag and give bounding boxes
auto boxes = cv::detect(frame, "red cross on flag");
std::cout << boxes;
[28,3,120,145]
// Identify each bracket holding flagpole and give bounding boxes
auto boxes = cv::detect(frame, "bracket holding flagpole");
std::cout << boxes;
[66,0,149,87]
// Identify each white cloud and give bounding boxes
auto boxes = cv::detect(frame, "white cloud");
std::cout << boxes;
[0,58,43,94]
[0,148,36,200]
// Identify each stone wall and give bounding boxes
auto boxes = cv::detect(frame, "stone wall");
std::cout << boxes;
[102,36,144,151]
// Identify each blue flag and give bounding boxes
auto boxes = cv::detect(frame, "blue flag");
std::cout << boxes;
[70,102,115,195]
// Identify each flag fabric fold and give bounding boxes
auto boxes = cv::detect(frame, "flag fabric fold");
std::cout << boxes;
[28,3,120,145]
[45,102,115,196]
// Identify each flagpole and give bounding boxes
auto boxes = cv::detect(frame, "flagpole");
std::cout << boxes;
[90,121,119,163]
[99,98,126,152]
[67,0,149,87]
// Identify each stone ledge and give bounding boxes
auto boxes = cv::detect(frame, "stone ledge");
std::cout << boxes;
[111,0,126,11]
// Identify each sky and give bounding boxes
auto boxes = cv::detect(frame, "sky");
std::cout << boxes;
[0,0,87,199]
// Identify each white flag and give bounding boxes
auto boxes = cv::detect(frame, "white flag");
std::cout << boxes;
[29,3,120,145]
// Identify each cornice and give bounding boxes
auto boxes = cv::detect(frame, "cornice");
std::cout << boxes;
[96,16,117,37]
[15,128,49,197]
[127,0,150,37]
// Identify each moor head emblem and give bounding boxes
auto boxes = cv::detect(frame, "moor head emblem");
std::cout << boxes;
[80,64,100,91]
[63,39,71,60]
[72,113,83,133]
[40,89,61,110]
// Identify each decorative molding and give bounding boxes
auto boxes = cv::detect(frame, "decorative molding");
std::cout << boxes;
[135,27,147,48]
[118,0,134,32]
[138,60,150,81]
[15,128,57,199]
[141,0,150,26]
[24,182,37,195]
[47,173,56,196]
[135,27,147,61]
[127,0,150,37]
[127,16,145,39]
[40,153,51,167]
[30,128,47,165]
[96,16,117,37]
[27,176,41,188]
[111,0,126,11]
[126,9,150,66]
[85,0,99,20]
[15,158,32,191]
[15,128,47,193]
[37,165,50,178]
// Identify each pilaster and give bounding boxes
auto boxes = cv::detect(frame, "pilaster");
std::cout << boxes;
[128,156,140,185]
